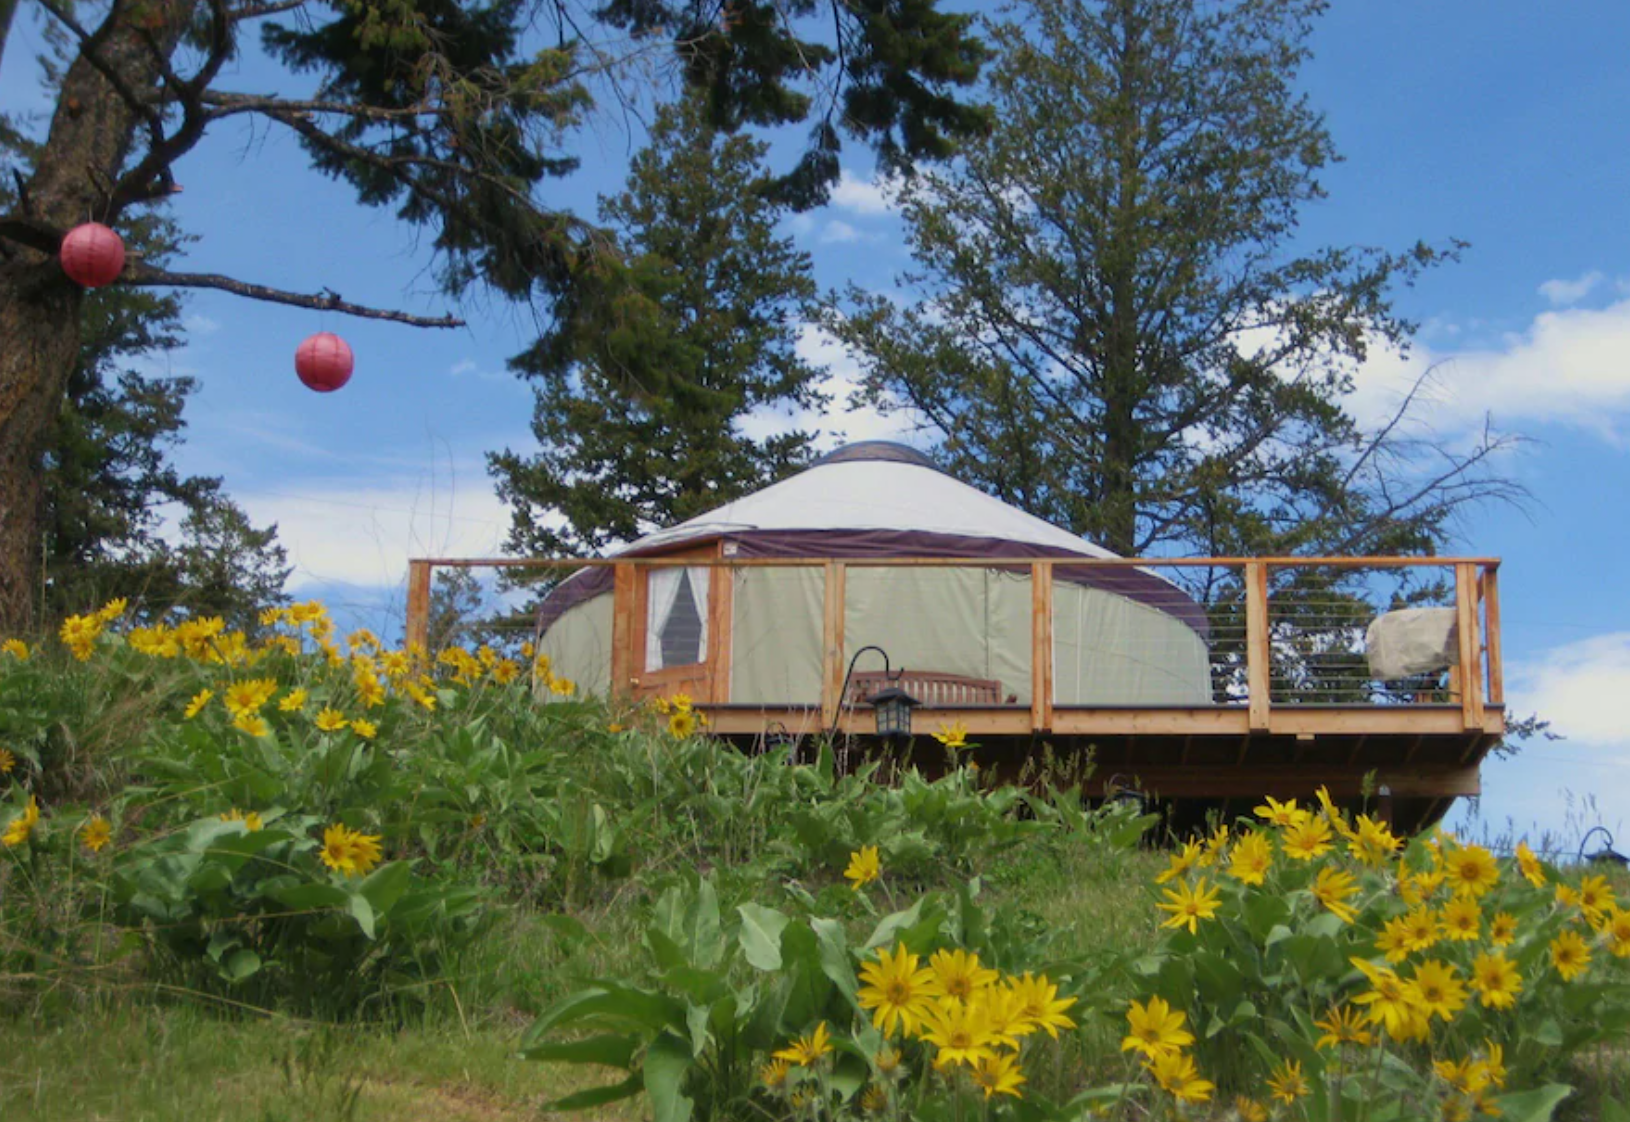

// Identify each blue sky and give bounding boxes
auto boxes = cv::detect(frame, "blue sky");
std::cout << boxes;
[5,1,1630,846]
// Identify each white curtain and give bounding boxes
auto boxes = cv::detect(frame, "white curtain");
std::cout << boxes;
[645,568,684,670]
[688,567,710,664]
[645,567,710,670]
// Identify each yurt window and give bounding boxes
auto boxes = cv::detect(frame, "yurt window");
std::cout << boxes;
[645,567,710,670]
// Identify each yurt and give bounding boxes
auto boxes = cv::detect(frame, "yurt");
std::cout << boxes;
[534,442,1212,710]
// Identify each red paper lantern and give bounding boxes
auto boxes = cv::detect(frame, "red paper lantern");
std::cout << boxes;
[59,222,126,288]
[295,332,354,392]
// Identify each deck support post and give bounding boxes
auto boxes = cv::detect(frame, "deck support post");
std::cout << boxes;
[1246,561,1271,732]
[610,561,637,697]
[1455,562,1484,731]
[1481,565,1503,706]
[1031,561,1054,732]
[405,560,432,653]
[821,561,848,728]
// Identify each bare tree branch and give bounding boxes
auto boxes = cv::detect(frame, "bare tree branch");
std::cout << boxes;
[121,261,465,327]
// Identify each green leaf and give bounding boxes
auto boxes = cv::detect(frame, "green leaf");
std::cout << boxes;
[1533,1018,1564,1047]
[348,891,376,938]
[811,916,858,1001]
[521,1033,639,1069]
[543,1073,643,1112]
[1494,1085,1573,1122]
[643,1033,694,1122]
[222,948,262,983]
[687,879,722,969]
[737,904,789,971]
[358,860,413,916]
[268,882,350,911]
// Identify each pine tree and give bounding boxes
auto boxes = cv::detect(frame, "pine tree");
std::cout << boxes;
[0,0,988,629]
[490,97,823,556]
[828,0,1518,565]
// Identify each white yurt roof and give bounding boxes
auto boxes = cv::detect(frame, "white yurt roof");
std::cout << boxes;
[621,441,1121,559]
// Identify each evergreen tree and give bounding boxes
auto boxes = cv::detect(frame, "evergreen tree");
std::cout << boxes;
[0,147,288,626]
[828,0,1518,566]
[0,0,987,629]
[490,97,823,556]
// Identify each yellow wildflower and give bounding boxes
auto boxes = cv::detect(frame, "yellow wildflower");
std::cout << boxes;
[1312,865,1361,923]
[1121,995,1194,1059]
[1145,1050,1214,1104]
[1443,843,1500,898]
[1314,1003,1373,1050]
[918,999,999,1068]
[1516,840,1547,887]
[1489,911,1517,947]
[858,943,942,1037]
[844,845,881,890]
[1,638,28,660]
[232,712,270,737]
[1469,951,1522,1010]
[1157,877,1222,934]
[0,747,14,774]
[1267,1059,1309,1104]
[1254,795,1304,827]
[1006,972,1077,1038]
[772,1021,833,1067]
[315,708,348,732]
[319,823,383,876]
[1550,929,1591,981]
[971,1052,1025,1100]
[350,718,378,740]
[1228,830,1273,885]
[929,948,999,1002]
[221,809,264,831]
[1440,896,1482,941]
[1282,815,1334,861]
[1411,959,1469,1021]
[278,688,309,712]
[81,815,112,853]
[933,720,969,750]
[2,795,40,847]
[1156,840,1205,884]
[222,677,278,717]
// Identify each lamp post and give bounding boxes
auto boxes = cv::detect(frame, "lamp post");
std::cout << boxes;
[831,644,919,741]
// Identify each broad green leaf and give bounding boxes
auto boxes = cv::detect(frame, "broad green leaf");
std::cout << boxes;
[358,861,413,916]
[643,1033,694,1122]
[687,879,722,969]
[268,882,350,911]
[811,916,858,1001]
[521,1033,639,1069]
[737,904,789,971]
[1495,1085,1573,1122]
[222,948,262,983]
[348,890,376,938]
[542,1073,643,1111]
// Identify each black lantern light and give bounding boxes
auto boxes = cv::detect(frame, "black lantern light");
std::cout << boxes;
[866,685,921,741]
[830,644,918,740]
[1580,826,1630,868]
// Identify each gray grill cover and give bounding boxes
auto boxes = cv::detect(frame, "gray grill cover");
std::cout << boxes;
[1365,607,1458,680]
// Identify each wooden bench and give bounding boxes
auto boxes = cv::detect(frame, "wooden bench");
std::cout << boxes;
[843,669,1004,708]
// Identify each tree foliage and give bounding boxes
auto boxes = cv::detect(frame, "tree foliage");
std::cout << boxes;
[490,97,823,557]
[828,0,1519,567]
[0,0,989,629]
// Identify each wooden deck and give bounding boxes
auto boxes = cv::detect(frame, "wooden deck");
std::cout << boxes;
[405,553,1505,823]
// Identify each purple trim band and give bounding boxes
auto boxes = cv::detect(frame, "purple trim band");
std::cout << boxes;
[534,530,1209,640]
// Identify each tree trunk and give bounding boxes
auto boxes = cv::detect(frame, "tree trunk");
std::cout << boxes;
[0,1,192,630]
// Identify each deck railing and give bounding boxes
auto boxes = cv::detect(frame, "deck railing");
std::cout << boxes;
[404,554,1503,740]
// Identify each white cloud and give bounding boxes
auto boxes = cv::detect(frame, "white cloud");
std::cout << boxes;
[1538,271,1604,306]
[184,314,221,335]
[736,323,918,449]
[1460,632,1630,843]
[1343,294,1630,437]
[820,220,862,244]
[449,359,478,376]
[234,474,512,591]
[828,168,900,216]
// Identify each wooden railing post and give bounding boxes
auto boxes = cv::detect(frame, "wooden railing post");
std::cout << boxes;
[820,561,848,728]
[610,562,637,697]
[405,560,432,653]
[1455,562,1484,730]
[1031,561,1054,732]
[1245,561,1271,732]
[1481,565,1503,707]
